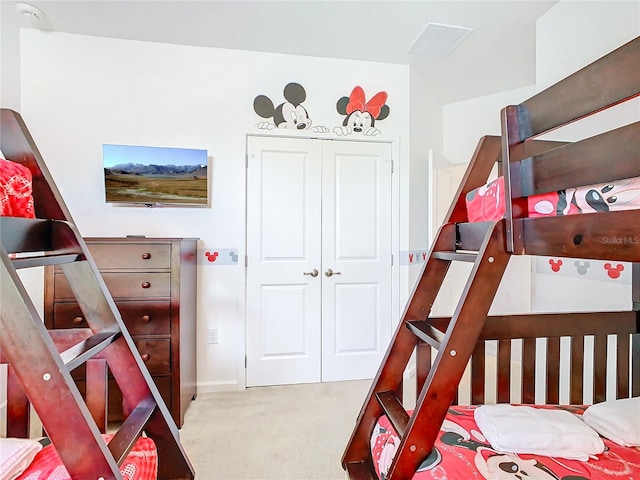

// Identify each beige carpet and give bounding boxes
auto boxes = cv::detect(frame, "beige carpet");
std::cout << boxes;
[179,380,372,480]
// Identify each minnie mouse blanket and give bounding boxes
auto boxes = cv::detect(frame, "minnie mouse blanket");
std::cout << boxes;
[465,176,640,223]
[371,405,640,480]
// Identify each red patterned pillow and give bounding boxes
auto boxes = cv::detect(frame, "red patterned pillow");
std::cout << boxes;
[0,158,35,218]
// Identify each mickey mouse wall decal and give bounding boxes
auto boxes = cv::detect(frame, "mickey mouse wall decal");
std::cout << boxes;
[253,82,329,133]
[334,86,390,136]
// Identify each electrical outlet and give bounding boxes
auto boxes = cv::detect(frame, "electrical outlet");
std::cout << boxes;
[208,328,219,344]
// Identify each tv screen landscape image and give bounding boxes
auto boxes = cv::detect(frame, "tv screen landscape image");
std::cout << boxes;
[103,143,209,206]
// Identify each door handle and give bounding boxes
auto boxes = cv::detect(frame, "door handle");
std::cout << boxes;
[303,269,319,278]
[325,268,342,277]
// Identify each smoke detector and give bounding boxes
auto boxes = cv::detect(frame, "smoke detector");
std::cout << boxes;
[409,22,474,57]
[16,2,44,22]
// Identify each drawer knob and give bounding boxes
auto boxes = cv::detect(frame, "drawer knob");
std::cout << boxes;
[73,316,85,324]
[141,252,152,260]
[141,282,151,289]
[141,353,150,361]
[141,315,150,322]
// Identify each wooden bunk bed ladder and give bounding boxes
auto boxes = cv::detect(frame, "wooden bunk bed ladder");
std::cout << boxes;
[0,109,195,480]
[342,136,510,478]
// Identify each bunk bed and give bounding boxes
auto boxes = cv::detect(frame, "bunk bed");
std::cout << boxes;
[0,109,195,479]
[343,36,640,479]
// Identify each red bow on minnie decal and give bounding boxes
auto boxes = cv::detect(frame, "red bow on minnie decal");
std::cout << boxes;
[346,86,388,119]
[335,86,390,136]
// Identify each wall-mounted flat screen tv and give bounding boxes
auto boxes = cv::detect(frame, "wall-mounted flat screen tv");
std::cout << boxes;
[103,143,209,207]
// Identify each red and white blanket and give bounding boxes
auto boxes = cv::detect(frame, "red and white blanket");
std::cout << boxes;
[16,435,157,480]
[465,175,640,223]
[371,405,640,480]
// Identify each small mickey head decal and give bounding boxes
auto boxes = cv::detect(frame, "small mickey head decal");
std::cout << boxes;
[574,260,590,275]
[205,251,219,263]
[604,262,624,279]
[549,258,563,272]
[229,251,238,263]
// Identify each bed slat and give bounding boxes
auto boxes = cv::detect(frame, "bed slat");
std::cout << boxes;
[518,122,640,197]
[593,335,608,403]
[521,338,536,404]
[617,334,631,399]
[546,337,560,404]
[570,337,585,404]
[632,334,640,397]
[471,343,485,405]
[497,340,511,403]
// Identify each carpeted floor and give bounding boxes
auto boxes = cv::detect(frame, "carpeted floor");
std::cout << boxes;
[179,380,372,480]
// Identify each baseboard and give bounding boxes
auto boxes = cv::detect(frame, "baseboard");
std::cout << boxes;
[196,380,240,394]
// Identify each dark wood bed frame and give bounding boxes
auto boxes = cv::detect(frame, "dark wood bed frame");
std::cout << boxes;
[343,36,640,479]
[0,109,195,479]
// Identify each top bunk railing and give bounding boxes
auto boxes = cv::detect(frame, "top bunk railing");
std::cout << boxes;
[500,36,640,257]
[1,109,70,221]
[1,109,88,265]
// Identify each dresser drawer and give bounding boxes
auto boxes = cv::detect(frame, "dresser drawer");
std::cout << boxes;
[52,301,171,335]
[134,339,171,374]
[88,243,171,270]
[54,272,171,300]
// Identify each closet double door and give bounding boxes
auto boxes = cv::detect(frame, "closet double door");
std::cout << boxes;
[246,136,392,386]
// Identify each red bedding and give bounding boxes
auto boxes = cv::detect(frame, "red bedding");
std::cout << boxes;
[0,158,35,218]
[371,405,640,480]
[16,435,157,480]
[465,175,640,222]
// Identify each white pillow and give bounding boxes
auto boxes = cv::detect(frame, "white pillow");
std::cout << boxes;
[474,404,604,461]
[583,397,640,447]
[0,437,42,480]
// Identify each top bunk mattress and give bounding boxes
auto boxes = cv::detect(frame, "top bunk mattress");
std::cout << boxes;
[465,175,640,223]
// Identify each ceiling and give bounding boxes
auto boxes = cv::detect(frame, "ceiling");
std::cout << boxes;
[2,0,559,103]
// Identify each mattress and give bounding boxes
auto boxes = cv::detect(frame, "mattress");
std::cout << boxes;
[465,175,640,223]
[371,405,640,480]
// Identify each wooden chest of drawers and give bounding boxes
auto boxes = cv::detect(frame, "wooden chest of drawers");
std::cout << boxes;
[44,237,198,427]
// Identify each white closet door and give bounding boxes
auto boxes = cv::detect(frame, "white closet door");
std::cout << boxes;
[320,140,393,381]
[246,136,393,386]
[246,136,322,386]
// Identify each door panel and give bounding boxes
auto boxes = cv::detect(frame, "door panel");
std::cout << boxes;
[321,141,392,381]
[246,137,322,386]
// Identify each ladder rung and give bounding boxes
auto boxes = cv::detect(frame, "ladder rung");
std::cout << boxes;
[345,460,377,480]
[375,391,409,437]
[10,252,80,269]
[60,331,121,371]
[406,320,444,350]
[108,398,156,465]
[432,251,478,262]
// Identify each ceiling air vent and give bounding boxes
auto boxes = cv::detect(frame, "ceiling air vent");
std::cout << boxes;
[409,22,474,57]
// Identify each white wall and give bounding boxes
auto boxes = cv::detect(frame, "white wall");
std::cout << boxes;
[18,30,411,392]
[443,85,535,166]
[0,2,21,110]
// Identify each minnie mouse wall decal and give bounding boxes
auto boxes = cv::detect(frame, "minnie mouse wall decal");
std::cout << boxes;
[334,86,390,136]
